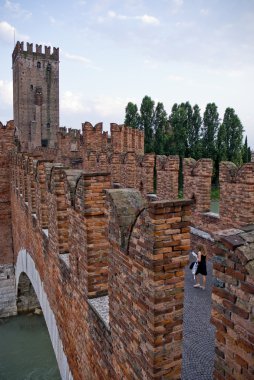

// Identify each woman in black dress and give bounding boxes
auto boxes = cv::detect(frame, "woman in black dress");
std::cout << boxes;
[193,244,207,290]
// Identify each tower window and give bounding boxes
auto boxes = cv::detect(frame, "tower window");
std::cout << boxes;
[37,61,41,68]
[47,63,51,71]
[30,84,33,90]
[47,123,50,128]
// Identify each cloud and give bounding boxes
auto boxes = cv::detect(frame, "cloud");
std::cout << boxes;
[64,52,91,64]
[61,91,126,121]
[136,15,159,25]
[106,10,159,25]
[0,21,29,43]
[167,74,184,81]
[93,95,126,118]
[200,8,209,16]
[61,91,87,113]
[0,80,13,106]
[63,51,102,71]
[172,0,183,13]
[4,0,32,19]
[227,70,244,78]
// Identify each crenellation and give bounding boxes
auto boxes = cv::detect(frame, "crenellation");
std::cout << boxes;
[1,38,254,380]
[45,45,51,57]
[36,44,42,54]
[156,155,180,200]
[183,158,213,213]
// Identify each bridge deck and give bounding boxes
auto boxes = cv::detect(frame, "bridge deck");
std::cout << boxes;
[89,259,215,380]
[182,260,215,380]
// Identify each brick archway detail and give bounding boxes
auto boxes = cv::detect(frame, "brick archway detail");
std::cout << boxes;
[15,249,73,380]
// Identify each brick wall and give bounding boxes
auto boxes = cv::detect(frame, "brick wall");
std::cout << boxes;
[183,158,213,213]
[110,123,144,155]
[0,120,15,265]
[107,189,192,379]
[219,161,254,228]
[11,154,194,379]
[156,155,179,200]
[211,228,254,380]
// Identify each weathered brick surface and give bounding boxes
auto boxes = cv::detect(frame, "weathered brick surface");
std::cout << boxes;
[0,121,15,264]
[156,155,179,200]
[183,158,213,213]
[10,155,195,379]
[107,190,192,379]
[12,42,59,151]
[211,229,254,380]
[219,162,254,227]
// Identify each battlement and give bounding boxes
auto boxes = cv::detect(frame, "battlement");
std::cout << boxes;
[58,127,81,138]
[110,123,144,154]
[12,41,59,64]
[0,120,15,131]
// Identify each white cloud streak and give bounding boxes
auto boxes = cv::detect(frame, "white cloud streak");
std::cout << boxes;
[61,91,126,121]
[107,10,159,25]
[0,80,13,106]
[0,21,29,43]
[4,0,32,19]
[64,52,91,64]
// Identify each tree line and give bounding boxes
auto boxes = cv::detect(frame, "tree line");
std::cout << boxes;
[124,96,251,183]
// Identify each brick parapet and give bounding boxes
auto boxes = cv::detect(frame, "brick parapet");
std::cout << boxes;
[0,120,15,265]
[183,158,213,212]
[74,172,111,298]
[156,155,179,200]
[107,189,192,379]
[82,122,108,154]
[12,41,59,64]
[110,123,144,155]
[219,161,254,228]
[211,228,254,380]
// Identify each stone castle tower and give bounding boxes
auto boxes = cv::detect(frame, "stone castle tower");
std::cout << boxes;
[12,41,59,151]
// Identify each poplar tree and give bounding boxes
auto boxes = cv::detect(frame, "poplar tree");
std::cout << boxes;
[124,102,140,129]
[140,96,155,153]
[153,102,168,155]
[222,107,243,165]
[189,104,202,159]
[202,103,220,161]
[169,103,188,157]
[242,136,249,163]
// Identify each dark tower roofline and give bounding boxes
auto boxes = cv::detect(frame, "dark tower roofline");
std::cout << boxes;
[12,41,59,64]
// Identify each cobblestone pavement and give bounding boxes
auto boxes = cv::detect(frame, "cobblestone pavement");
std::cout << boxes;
[182,259,215,380]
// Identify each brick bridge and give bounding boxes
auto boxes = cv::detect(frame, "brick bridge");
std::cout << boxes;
[0,121,254,380]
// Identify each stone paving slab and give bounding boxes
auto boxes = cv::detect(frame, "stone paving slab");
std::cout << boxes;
[182,259,215,380]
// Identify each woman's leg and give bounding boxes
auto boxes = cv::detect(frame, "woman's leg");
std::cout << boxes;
[194,274,200,287]
[201,275,206,289]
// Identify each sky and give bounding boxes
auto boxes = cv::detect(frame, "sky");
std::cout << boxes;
[0,0,254,146]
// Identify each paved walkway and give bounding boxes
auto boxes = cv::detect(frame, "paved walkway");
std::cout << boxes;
[182,259,215,380]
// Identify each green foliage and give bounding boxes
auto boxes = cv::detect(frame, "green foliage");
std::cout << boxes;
[242,136,249,163]
[140,96,155,153]
[202,103,220,160]
[153,102,168,155]
[222,107,244,165]
[123,98,250,184]
[124,102,140,129]
[211,187,220,200]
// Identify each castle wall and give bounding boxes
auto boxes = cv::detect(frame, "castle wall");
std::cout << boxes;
[0,121,15,265]
[107,190,192,379]
[12,42,59,151]
[219,162,254,227]
[10,153,192,379]
[156,155,179,200]
[211,229,254,380]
